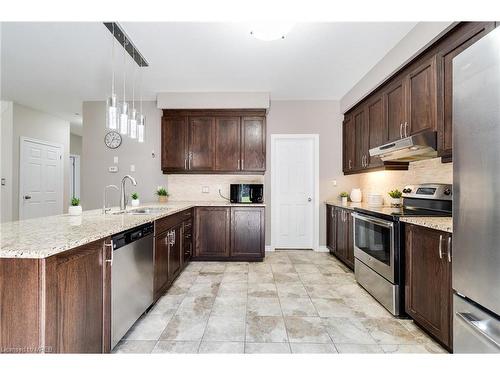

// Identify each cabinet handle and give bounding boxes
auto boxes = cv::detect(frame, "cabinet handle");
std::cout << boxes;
[188,152,192,169]
[105,241,113,264]
[184,156,187,170]
[447,236,452,263]
[404,122,408,137]
[348,159,352,170]
[400,123,403,139]
[438,234,443,259]
[331,209,334,218]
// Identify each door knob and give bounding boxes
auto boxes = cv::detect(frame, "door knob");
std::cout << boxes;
[24,195,32,200]
[308,197,312,202]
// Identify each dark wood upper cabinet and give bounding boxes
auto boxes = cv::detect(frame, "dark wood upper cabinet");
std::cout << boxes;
[384,78,406,142]
[230,207,265,259]
[162,116,188,172]
[188,116,215,171]
[215,116,241,171]
[437,22,495,162]
[194,207,231,259]
[405,224,452,351]
[405,56,438,137]
[366,95,386,168]
[162,110,266,174]
[342,115,355,173]
[353,107,368,170]
[241,116,266,172]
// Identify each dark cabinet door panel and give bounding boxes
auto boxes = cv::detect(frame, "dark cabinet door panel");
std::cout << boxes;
[326,205,336,253]
[154,233,169,299]
[189,116,215,170]
[345,211,354,268]
[162,116,187,172]
[405,224,452,350]
[367,95,386,167]
[168,224,183,282]
[343,116,355,172]
[406,56,437,136]
[353,108,368,170]
[44,240,106,353]
[231,207,265,258]
[241,117,266,171]
[215,117,241,171]
[194,207,231,258]
[384,79,406,142]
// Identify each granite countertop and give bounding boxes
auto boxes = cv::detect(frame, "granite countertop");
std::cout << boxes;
[325,200,452,233]
[0,201,265,259]
[399,217,452,233]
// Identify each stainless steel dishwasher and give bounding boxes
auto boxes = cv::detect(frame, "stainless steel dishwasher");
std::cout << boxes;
[111,222,154,349]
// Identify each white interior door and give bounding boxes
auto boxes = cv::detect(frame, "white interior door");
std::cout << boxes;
[273,136,316,249]
[20,138,63,220]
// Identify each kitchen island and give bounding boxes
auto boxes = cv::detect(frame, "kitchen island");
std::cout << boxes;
[0,201,265,353]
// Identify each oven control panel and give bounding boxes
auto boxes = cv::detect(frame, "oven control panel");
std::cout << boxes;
[402,183,452,200]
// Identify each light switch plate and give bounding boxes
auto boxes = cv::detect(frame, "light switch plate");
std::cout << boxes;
[202,186,209,193]
[130,164,135,172]
[108,166,119,173]
[113,156,119,164]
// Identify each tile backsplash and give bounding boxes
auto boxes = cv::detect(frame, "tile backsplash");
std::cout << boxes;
[357,158,453,203]
[167,174,264,201]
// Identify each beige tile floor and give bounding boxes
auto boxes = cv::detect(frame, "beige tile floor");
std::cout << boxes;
[113,250,447,354]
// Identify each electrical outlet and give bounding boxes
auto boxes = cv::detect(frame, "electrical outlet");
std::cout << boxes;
[108,166,119,173]
[333,180,337,187]
[202,186,209,193]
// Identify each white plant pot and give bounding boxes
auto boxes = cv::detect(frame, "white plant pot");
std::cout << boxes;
[68,205,82,216]
[388,197,402,207]
[341,197,348,205]
[131,199,140,207]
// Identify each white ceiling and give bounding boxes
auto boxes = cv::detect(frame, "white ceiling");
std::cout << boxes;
[1,22,417,129]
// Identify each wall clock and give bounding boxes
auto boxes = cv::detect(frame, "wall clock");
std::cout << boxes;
[104,131,122,149]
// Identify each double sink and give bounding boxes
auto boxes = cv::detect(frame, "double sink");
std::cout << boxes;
[112,207,170,216]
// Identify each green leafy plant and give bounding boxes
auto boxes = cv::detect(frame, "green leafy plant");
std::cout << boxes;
[131,192,139,200]
[340,192,349,198]
[388,189,403,199]
[71,197,80,206]
[156,186,169,197]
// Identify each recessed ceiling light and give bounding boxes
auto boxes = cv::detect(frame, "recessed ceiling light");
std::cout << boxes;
[250,22,295,41]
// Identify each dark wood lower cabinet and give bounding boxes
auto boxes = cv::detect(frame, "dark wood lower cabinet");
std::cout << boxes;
[0,238,110,354]
[405,224,452,351]
[326,204,354,270]
[194,206,265,261]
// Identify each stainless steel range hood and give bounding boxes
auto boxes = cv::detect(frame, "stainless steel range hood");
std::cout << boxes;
[369,131,437,162]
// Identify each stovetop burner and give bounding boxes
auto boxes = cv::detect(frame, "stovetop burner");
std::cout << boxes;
[388,206,452,217]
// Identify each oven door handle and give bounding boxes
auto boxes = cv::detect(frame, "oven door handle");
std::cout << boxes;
[351,212,394,228]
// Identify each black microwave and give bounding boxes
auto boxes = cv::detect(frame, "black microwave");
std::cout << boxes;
[230,184,264,204]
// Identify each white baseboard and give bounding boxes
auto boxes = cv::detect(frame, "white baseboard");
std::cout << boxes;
[265,245,274,252]
[316,246,329,253]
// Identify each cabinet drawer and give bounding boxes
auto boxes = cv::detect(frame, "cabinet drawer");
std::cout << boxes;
[155,209,192,235]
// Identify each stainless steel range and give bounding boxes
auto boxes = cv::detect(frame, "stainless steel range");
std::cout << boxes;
[352,183,452,316]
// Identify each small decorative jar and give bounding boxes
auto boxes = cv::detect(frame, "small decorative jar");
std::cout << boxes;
[350,188,362,203]
[68,205,82,216]
[158,196,168,204]
[131,199,140,207]
[389,197,402,207]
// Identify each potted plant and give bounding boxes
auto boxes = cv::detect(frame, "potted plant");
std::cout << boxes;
[156,186,169,203]
[68,197,82,216]
[131,192,140,207]
[340,192,349,205]
[388,189,403,207]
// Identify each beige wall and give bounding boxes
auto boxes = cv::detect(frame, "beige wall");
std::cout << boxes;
[266,100,359,247]
[357,158,452,204]
[341,22,454,112]
[10,103,71,220]
[82,101,167,209]
[70,133,82,156]
[1,101,14,222]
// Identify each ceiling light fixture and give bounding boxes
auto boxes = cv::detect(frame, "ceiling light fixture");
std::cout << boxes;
[106,23,118,130]
[129,49,138,139]
[119,38,129,136]
[137,61,145,143]
[250,22,295,41]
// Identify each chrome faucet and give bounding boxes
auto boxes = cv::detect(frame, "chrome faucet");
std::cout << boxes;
[103,185,119,214]
[120,175,137,211]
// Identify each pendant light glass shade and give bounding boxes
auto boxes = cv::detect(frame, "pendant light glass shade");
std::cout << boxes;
[119,101,128,135]
[106,94,118,130]
[137,114,145,143]
[129,108,137,139]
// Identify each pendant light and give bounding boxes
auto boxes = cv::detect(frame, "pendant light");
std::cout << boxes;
[129,49,138,139]
[106,24,118,130]
[137,60,145,143]
[119,38,129,135]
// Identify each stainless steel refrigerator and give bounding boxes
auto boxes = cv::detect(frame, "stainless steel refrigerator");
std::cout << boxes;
[453,26,500,353]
